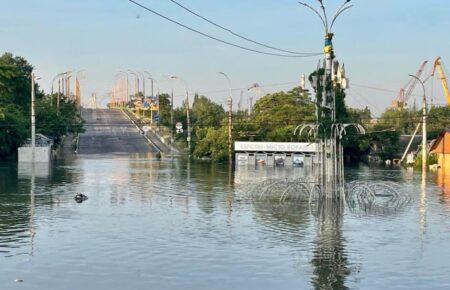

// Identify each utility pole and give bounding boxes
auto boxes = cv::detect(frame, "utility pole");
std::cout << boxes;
[144,72,156,125]
[31,73,36,163]
[128,70,139,100]
[219,72,233,164]
[171,88,174,159]
[66,75,70,99]
[410,74,428,171]
[157,87,160,128]
[227,96,233,163]
[140,72,146,98]
[57,78,61,113]
[169,75,191,158]
[185,89,191,157]
[422,90,427,172]
[118,71,129,104]
[61,76,65,98]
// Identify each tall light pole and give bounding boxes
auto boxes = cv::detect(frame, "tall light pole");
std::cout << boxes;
[75,70,85,108]
[51,73,62,96]
[128,70,139,100]
[144,71,156,124]
[219,72,233,164]
[170,75,191,158]
[164,75,175,159]
[144,71,155,98]
[30,73,40,163]
[56,71,72,110]
[138,71,146,98]
[409,74,428,172]
[67,75,71,99]
[51,72,63,108]
[118,71,129,104]
[299,0,353,115]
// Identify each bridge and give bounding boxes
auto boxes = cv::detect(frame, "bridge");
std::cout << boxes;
[77,108,158,154]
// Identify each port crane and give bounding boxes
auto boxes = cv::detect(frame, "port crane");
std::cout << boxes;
[430,57,450,106]
[392,61,428,109]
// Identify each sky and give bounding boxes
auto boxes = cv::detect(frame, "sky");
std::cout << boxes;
[2,0,450,114]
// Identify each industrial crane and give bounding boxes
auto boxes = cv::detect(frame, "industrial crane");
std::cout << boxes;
[392,60,428,109]
[431,57,450,106]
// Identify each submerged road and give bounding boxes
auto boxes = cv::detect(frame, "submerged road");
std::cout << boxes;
[77,108,156,154]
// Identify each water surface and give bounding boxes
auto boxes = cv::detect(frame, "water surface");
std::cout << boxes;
[1,155,450,289]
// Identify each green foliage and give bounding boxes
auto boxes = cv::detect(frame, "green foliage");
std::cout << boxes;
[0,52,84,159]
[190,95,226,157]
[371,131,401,160]
[0,53,36,109]
[158,93,171,127]
[428,106,450,139]
[375,107,419,134]
[252,89,315,141]
[0,104,28,158]
[308,68,348,136]
[193,126,228,162]
[191,94,225,127]
[341,107,372,158]
[414,150,439,168]
[35,94,84,142]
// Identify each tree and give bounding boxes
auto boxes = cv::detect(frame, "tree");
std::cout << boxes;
[252,88,315,141]
[428,106,450,139]
[0,104,28,158]
[0,53,38,109]
[158,93,171,127]
[376,107,419,134]
[193,126,228,162]
[0,52,84,159]
[191,94,225,128]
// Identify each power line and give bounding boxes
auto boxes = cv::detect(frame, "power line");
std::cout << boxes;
[348,87,383,116]
[128,0,322,58]
[171,81,299,98]
[352,83,398,94]
[167,0,318,56]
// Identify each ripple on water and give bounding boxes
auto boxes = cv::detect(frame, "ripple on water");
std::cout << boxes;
[1,158,450,289]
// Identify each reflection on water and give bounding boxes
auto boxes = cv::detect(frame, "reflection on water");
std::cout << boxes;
[311,200,349,290]
[435,167,450,201]
[0,156,450,289]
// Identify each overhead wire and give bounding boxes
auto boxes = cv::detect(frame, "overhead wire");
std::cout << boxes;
[348,87,383,116]
[167,0,318,56]
[170,81,299,98]
[128,0,322,58]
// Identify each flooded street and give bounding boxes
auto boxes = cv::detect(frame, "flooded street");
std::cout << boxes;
[1,155,450,289]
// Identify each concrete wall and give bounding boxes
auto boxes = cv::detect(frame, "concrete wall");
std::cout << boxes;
[285,155,293,166]
[18,146,52,163]
[267,154,274,166]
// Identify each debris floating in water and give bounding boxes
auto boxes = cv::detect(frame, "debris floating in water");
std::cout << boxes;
[74,193,88,203]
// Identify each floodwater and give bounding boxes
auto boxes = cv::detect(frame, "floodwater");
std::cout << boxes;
[1,154,450,290]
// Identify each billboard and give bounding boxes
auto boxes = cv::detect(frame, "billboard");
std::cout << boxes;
[234,142,316,153]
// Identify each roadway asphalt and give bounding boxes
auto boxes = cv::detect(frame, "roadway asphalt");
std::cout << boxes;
[77,109,156,154]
